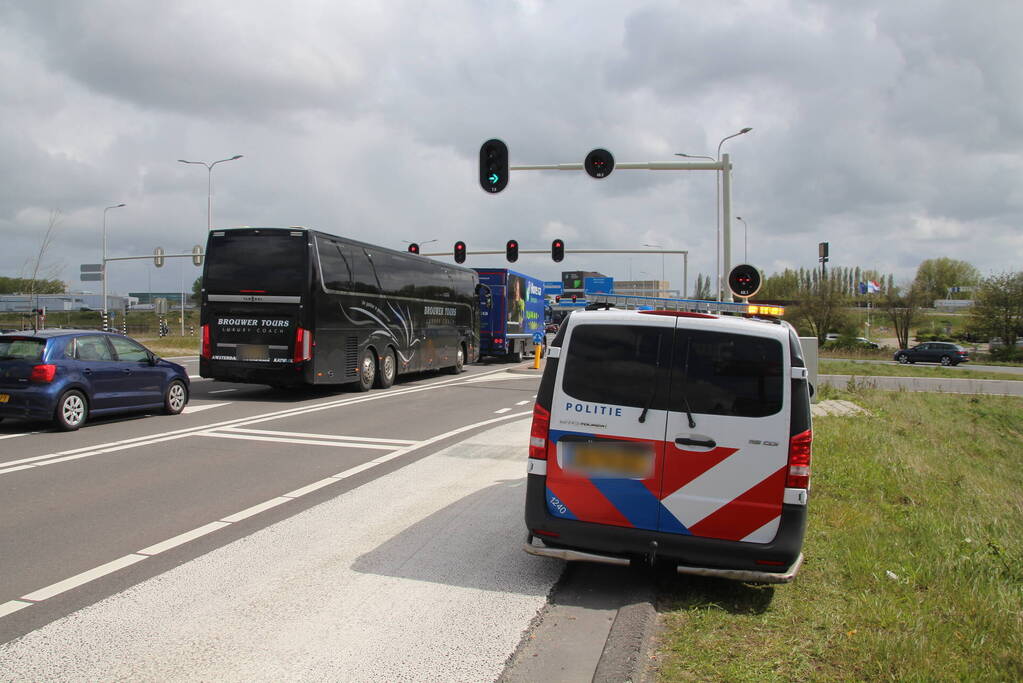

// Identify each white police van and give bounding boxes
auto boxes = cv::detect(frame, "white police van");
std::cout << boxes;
[524,296,812,583]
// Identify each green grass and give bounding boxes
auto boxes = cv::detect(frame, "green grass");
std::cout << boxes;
[137,335,200,358]
[654,388,1023,681]
[820,359,1023,381]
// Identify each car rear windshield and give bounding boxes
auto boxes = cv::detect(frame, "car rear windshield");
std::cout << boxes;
[562,323,783,417]
[0,337,46,361]
[204,230,308,295]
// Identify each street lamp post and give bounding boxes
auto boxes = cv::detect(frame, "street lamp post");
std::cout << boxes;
[102,203,126,319]
[716,128,752,300]
[736,216,749,263]
[178,155,243,230]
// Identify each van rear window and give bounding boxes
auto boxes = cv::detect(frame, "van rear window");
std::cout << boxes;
[562,324,670,409]
[672,330,783,418]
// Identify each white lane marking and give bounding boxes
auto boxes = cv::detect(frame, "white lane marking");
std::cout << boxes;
[220,428,416,445]
[220,498,292,524]
[0,368,512,477]
[0,432,35,441]
[21,554,148,602]
[0,600,32,618]
[494,408,512,414]
[188,375,202,380]
[137,522,231,556]
[4,410,531,620]
[200,432,398,450]
[209,389,237,394]
[464,373,536,383]
[182,402,230,414]
[515,400,530,406]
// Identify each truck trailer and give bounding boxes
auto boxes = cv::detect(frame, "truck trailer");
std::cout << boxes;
[473,268,546,362]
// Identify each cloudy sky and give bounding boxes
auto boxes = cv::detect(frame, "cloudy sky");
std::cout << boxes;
[2,0,1021,298]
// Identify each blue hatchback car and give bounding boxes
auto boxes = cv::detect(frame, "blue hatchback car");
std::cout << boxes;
[0,329,189,431]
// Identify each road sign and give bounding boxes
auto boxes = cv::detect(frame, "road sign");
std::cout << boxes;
[80,264,102,272]
[584,276,614,294]
[80,273,102,282]
[584,148,614,178]
[543,281,563,296]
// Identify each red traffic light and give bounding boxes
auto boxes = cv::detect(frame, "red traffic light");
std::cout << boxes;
[506,239,518,263]
[551,238,564,263]
[454,241,467,264]
[584,148,615,178]
[408,243,420,254]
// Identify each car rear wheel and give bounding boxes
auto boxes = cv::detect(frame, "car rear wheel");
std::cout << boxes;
[897,354,909,364]
[164,380,188,415]
[940,355,952,366]
[357,349,376,392]
[375,348,396,389]
[55,390,87,431]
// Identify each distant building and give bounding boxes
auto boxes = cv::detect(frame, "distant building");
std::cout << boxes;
[614,280,676,298]
[0,292,130,312]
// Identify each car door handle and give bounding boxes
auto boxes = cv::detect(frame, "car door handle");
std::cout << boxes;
[123,369,132,374]
[675,437,716,448]
[83,368,92,375]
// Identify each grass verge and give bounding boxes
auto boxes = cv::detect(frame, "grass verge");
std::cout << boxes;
[654,387,1023,681]
[821,359,1023,381]
[137,335,199,358]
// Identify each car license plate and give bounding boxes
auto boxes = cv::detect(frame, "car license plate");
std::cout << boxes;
[236,344,270,362]
[563,441,655,479]
[0,393,9,403]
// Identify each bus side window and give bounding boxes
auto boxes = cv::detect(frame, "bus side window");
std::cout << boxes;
[318,239,353,291]
[351,247,379,294]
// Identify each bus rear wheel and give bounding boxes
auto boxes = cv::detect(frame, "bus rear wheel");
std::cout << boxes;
[375,348,396,389]
[357,349,376,392]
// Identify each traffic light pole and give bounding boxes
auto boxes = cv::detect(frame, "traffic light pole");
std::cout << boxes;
[422,248,689,298]
[507,158,732,301]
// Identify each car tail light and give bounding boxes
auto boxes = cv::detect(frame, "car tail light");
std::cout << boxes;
[30,364,56,383]
[786,428,813,489]
[201,324,211,359]
[293,327,313,363]
[529,403,551,460]
[493,336,503,346]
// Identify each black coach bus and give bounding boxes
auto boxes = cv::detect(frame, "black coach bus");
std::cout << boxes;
[199,227,481,390]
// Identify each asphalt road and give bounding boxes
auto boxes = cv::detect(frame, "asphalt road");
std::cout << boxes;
[1,361,600,680]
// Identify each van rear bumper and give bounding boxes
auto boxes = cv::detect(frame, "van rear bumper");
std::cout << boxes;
[524,473,807,583]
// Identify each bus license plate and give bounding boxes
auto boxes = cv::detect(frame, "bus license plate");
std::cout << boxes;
[237,344,270,362]
[0,394,9,403]
[563,441,654,479]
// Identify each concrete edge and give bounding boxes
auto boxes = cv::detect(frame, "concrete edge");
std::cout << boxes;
[592,585,659,683]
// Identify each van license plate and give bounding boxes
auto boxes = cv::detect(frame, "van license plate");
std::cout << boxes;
[0,394,9,403]
[237,344,270,362]
[564,441,654,479]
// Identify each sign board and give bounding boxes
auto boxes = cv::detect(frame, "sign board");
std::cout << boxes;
[80,273,103,281]
[80,264,103,272]
[584,277,614,294]
[543,281,563,296]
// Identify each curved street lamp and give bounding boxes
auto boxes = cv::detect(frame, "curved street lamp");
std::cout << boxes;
[102,203,126,319]
[715,128,752,299]
[178,155,244,230]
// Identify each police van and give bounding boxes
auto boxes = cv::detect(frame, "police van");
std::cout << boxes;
[524,296,812,583]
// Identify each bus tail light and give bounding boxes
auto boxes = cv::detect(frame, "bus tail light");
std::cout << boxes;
[294,327,313,363]
[786,428,813,489]
[30,364,57,383]
[201,324,211,359]
[529,403,551,460]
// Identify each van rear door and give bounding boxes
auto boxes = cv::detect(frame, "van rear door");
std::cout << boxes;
[545,316,675,531]
[660,325,789,542]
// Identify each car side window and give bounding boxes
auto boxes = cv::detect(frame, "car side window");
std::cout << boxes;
[74,336,115,362]
[108,336,149,362]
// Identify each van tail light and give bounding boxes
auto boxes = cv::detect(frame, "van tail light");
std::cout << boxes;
[31,364,57,383]
[201,324,211,359]
[293,327,313,363]
[529,403,551,460]
[787,428,813,489]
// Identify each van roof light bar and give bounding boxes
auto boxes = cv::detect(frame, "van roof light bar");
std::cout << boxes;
[588,294,784,318]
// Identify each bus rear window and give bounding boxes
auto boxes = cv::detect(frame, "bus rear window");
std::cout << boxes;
[204,231,308,294]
